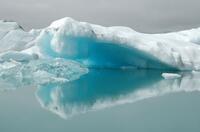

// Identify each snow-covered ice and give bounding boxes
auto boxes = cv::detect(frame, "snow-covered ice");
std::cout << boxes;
[1,17,200,70]
[33,17,200,70]
[0,20,37,52]
[0,51,38,62]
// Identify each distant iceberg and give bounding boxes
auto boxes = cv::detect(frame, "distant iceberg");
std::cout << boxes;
[1,17,200,70]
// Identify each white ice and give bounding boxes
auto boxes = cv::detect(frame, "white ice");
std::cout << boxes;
[0,20,37,53]
[1,17,200,70]
[162,73,182,79]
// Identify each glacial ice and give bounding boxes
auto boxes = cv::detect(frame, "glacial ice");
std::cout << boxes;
[0,51,38,62]
[2,18,200,119]
[0,20,37,52]
[0,59,88,89]
[1,18,200,70]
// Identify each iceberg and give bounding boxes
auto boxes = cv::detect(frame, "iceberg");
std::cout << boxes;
[1,17,200,70]
[2,18,200,120]
[31,18,200,70]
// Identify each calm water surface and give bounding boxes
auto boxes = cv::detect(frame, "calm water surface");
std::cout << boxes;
[0,69,200,132]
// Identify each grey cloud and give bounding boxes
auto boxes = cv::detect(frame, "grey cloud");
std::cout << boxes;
[0,0,200,33]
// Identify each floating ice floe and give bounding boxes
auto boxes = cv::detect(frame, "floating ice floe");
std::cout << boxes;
[162,73,182,79]
[1,17,200,70]
[0,59,88,89]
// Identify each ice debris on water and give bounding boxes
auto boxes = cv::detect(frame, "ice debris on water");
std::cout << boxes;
[0,58,88,87]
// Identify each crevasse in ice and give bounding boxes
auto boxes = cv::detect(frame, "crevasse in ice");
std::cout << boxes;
[1,17,200,70]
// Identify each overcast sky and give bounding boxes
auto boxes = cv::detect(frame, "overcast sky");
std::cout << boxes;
[0,0,200,33]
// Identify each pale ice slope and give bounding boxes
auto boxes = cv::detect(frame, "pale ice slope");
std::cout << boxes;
[1,18,200,70]
[0,51,38,62]
[0,20,37,53]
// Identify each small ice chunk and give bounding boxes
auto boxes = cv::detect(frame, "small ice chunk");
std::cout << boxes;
[162,73,181,79]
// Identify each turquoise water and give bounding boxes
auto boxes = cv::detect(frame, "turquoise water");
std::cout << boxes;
[0,69,200,132]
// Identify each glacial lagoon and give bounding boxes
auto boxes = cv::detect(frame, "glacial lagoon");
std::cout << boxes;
[0,69,200,132]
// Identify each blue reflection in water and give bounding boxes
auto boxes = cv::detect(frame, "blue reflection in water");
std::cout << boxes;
[36,69,164,119]
[0,65,200,120]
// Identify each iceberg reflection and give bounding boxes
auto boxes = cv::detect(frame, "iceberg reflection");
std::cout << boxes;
[36,69,196,119]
